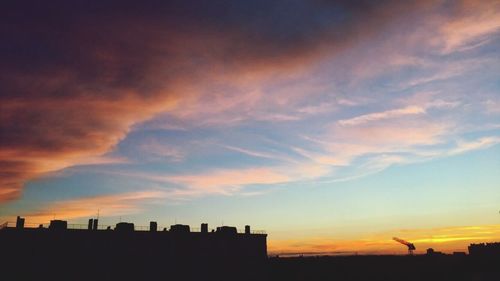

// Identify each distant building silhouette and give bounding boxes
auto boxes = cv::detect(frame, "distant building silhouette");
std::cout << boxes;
[426,248,445,256]
[468,242,500,257]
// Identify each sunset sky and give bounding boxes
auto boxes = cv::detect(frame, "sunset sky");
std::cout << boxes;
[1,0,500,255]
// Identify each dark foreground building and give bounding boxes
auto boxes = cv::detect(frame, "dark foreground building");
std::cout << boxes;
[0,217,267,281]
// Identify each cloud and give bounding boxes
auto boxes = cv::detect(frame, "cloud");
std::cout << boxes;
[1,1,435,202]
[83,167,291,200]
[166,168,290,195]
[295,98,498,180]
[484,99,500,114]
[92,160,331,200]
[449,137,500,156]
[299,96,500,182]
[1,190,168,223]
[222,145,282,160]
[299,115,449,170]
[2,0,499,204]
[300,86,495,175]
[439,0,500,53]
[338,105,425,126]
[331,122,448,149]
[137,138,185,162]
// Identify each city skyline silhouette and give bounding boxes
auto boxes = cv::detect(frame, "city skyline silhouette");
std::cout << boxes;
[2,216,500,280]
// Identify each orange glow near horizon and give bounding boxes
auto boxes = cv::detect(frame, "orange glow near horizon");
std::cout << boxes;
[268,224,500,255]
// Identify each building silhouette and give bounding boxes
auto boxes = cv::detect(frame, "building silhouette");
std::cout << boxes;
[0,216,267,281]
[468,242,500,257]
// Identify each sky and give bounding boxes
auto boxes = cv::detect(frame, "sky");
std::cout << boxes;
[1,0,500,255]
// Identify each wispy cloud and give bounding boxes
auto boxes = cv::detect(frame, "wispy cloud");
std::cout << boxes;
[484,99,500,114]
[91,160,331,201]
[137,138,185,162]
[338,105,425,126]
[166,168,290,194]
[222,145,282,160]
[449,137,500,156]
[439,0,500,54]
[4,191,168,223]
[295,96,499,182]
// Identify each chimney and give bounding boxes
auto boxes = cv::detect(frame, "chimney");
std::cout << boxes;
[150,221,158,232]
[88,219,94,230]
[92,219,98,230]
[16,216,25,229]
[201,223,208,233]
[245,225,251,234]
[49,220,68,231]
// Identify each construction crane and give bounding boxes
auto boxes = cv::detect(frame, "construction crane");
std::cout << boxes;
[393,237,416,255]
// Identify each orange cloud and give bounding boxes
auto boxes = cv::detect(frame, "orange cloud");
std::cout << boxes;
[0,1,380,202]
[0,0,484,203]
[0,95,178,202]
[0,190,167,224]
[167,168,291,194]
[89,161,331,200]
